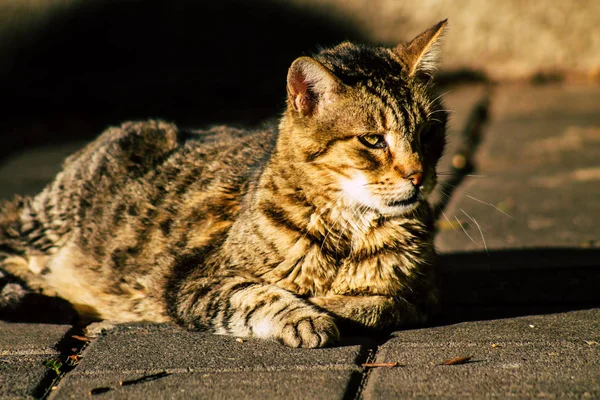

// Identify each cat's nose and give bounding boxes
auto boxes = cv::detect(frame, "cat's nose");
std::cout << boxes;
[405,170,423,187]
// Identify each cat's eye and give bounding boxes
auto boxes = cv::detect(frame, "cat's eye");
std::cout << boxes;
[358,135,387,149]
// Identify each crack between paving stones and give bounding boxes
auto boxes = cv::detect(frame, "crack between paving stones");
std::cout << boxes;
[34,324,91,399]
[342,342,378,400]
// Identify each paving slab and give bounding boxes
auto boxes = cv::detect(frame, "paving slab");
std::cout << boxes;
[364,309,600,399]
[0,354,58,399]
[438,249,600,311]
[436,84,600,253]
[0,322,71,356]
[432,83,600,326]
[50,370,358,400]
[49,323,367,399]
[0,322,71,399]
[429,84,489,207]
[73,323,367,373]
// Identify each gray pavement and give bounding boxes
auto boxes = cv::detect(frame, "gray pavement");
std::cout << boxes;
[0,323,71,399]
[366,309,600,399]
[1,83,599,399]
[47,323,369,399]
[437,85,600,252]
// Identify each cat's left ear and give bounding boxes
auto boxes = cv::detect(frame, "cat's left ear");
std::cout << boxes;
[396,19,448,79]
[287,57,344,117]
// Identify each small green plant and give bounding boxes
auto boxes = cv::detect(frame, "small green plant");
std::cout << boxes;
[43,358,63,375]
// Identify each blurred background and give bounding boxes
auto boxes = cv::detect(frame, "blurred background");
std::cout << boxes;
[0,0,599,161]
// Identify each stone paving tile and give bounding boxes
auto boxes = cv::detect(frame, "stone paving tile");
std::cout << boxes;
[436,84,600,253]
[397,309,600,343]
[0,322,71,355]
[0,355,57,399]
[365,309,600,398]
[438,85,488,163]
[51,323,365,398]
[74,323,365,373]
[0,322,70,398]
[51,370,357,400]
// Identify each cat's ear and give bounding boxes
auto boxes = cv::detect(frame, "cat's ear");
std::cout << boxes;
[396,19,448,78]
[287,57,343,117]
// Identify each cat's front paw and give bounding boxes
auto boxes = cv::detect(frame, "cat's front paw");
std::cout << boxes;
[278,309,339,348]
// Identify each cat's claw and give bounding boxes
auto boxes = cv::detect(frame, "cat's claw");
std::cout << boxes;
[279,313,339,348]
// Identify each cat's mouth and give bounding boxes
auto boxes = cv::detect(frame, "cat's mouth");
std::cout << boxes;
[386,192,419,208]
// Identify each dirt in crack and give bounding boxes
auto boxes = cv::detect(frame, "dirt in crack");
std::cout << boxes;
[34,323,93,399]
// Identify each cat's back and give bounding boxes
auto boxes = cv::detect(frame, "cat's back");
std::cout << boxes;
[1,120,276,321]
[1,121,278,268]
[32,120,275,241]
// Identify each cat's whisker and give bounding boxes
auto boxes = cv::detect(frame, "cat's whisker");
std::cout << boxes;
[314,194,347,252]
[437,186,454,200]
[440,210,457,231]
[427,90,452,107]
[428,108,454,116]
[454,215,477,245]
[333,213,354,258]
[437,171,488,178]
[465,194,515,220]
[317,192,367,257]
[321,209,347,253]
[353,205,371,260]
[460,208,488,255]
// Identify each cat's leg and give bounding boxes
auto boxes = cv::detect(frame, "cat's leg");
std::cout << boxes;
[309,295,430,333]
[174,275,340,348]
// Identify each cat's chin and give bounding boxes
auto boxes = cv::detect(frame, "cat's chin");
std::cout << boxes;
[345,197,422,218]
[375,201,421,217]
[340,188,423,217]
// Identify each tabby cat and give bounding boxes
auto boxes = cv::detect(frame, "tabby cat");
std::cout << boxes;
[0,20,448,347]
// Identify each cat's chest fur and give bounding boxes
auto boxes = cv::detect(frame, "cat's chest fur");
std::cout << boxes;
[224,194,434,298]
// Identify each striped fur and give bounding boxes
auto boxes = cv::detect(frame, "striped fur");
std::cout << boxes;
[0,21,448,347]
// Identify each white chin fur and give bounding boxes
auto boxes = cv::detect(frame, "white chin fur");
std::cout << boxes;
[340,174,420,216]
[376,202,420,216]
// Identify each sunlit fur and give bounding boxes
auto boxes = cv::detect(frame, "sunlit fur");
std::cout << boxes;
[0,21,448,348]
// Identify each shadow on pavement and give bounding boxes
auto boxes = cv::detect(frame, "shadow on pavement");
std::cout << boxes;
[0,272,77,324]
[0,0,367,161]
[437,247,600,325]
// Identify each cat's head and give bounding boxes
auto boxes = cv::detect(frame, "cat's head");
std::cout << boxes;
[279,20,448,217]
